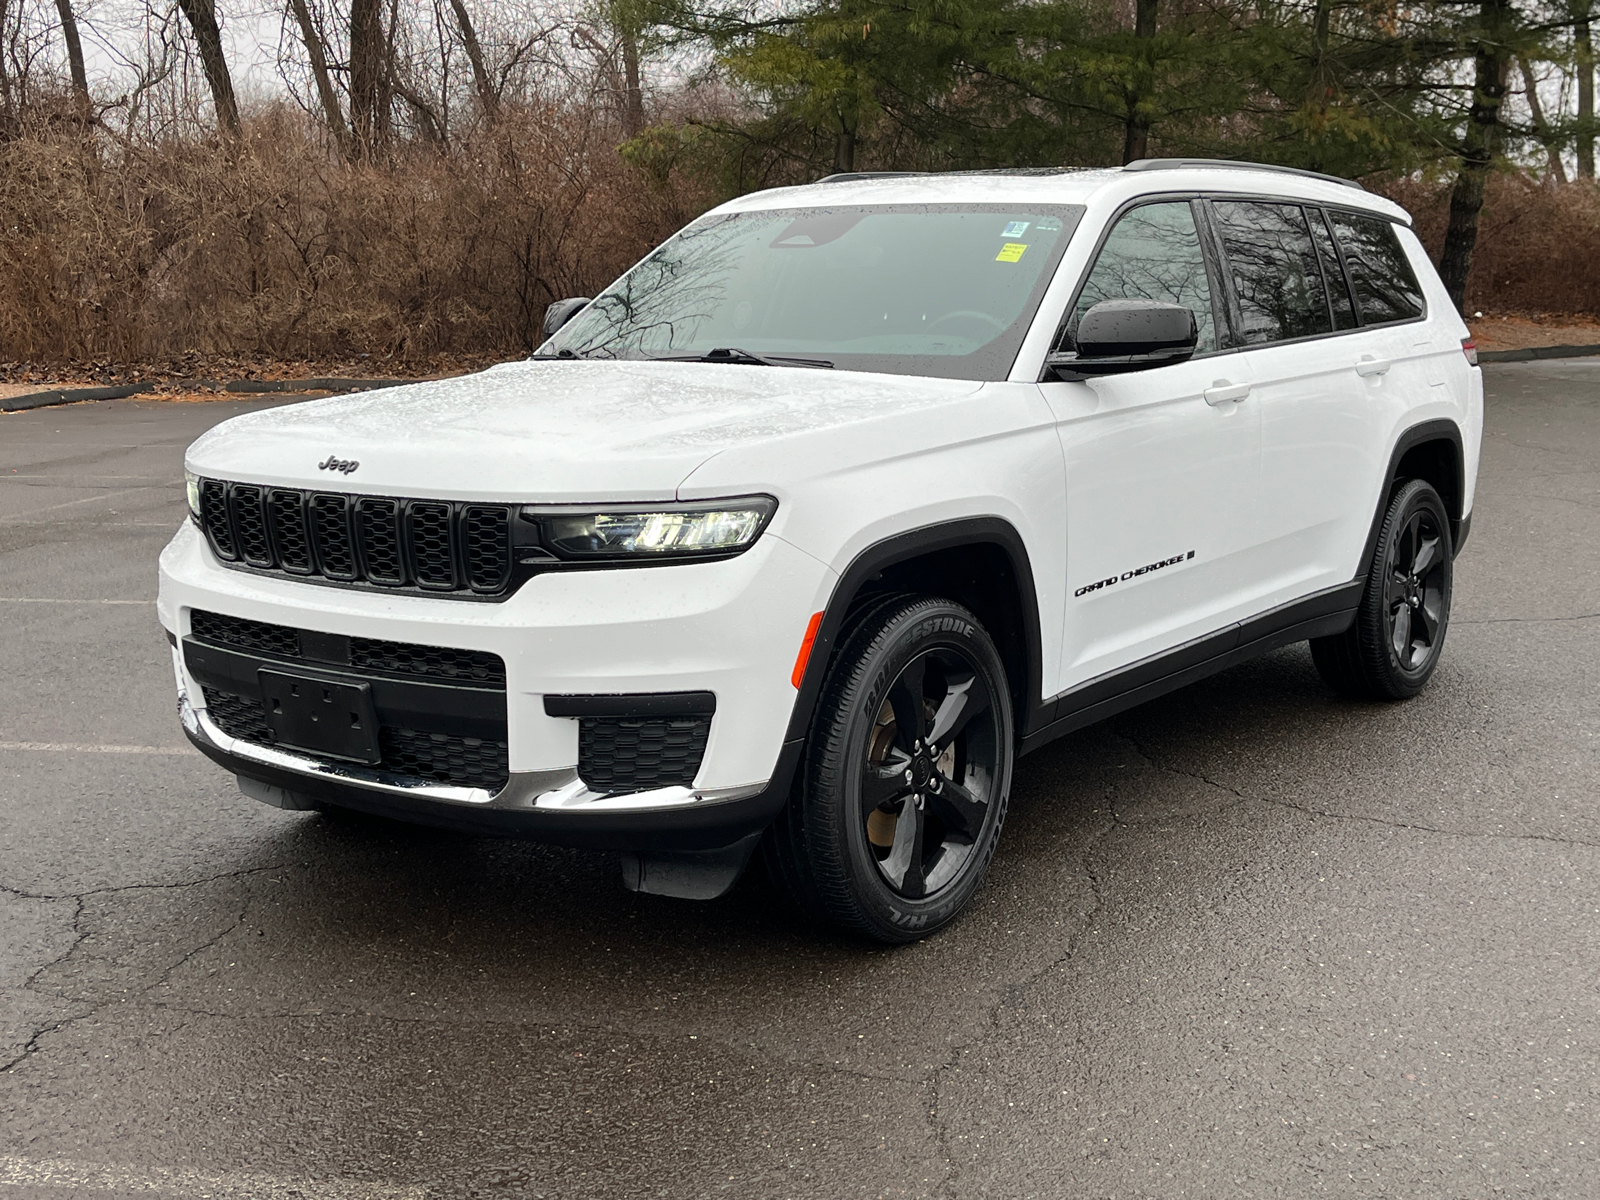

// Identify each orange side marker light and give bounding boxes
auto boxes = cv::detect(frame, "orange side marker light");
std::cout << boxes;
[791,611,824,689]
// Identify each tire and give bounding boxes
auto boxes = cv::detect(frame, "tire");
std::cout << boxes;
[1311,478,1454,700]
[765,597,1014,943]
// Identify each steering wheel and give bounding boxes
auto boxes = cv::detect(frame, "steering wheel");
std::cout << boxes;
[927,309,1006,337]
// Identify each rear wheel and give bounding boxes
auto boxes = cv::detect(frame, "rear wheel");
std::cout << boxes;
[1311,478,1453,700]
[765,597,1013,943]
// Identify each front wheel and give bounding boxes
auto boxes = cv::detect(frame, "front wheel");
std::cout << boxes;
[1311,478,1454,700]
[765,597,1014,943]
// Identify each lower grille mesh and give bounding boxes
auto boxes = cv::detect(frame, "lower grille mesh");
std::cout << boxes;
[202,686,509,792]
[578,717,709,792]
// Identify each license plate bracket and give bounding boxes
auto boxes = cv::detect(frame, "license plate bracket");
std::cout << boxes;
[258,667,382,765]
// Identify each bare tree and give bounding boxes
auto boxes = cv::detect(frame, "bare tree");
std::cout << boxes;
[175,0,240,134]
[446,0,495,120]
[1578,0,1595,179]
[349,0,390,151]
[52,0,89,114]
[1517,56,1567,183]
[286,0,349,149]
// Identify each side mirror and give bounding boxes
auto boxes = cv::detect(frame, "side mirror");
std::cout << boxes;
[1045,299,1198,381]
[542,296,592,338]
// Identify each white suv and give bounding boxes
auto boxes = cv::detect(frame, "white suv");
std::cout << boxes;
[159,160,1481,942]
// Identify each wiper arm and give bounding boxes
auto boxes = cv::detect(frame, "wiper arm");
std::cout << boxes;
[529,348,593,360]
[661,347,834,369]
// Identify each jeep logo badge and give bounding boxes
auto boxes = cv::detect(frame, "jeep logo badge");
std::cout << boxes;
[318,455,360,475]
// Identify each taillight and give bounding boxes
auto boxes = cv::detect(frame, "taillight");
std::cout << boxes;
[1461,338,1479,366]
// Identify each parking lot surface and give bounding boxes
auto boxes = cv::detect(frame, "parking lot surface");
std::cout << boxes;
[2,362,1598,1199]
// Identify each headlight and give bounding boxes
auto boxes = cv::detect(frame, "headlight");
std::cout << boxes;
[185,471,202,523]
[520,496,777,561]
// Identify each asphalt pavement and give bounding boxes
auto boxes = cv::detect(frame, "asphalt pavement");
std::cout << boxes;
[2,363,1598,1199]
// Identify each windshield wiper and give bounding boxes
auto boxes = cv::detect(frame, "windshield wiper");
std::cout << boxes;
[529,348,595,360]
[661,347,834,369]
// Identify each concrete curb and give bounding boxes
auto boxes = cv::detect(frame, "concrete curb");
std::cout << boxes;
[1,383,155,412]
[2,376,415,413]
[1478,343,1600,363]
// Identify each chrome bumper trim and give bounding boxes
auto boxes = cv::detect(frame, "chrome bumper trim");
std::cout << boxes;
[181,692,765,814]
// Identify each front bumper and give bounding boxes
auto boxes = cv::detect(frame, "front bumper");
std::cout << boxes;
[159,521,832,849]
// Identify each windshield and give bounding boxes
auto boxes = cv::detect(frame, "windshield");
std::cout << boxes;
[540,203,1085,380]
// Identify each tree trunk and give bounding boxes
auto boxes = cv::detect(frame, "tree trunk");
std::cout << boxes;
[833,123,855,173]
[621,27,643,136]
[176,0,240,135]
[1517,56,1567,183]
[52,0,89,116]
[1304,0,1333,170]
[287,0,350,151]
[447,0,497,121]
[1578,1,1596,179]
[1121,0,1158,164]
[349,0,386,154]
[1438,0,1511,311]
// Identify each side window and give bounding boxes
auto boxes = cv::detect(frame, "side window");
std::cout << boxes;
[1210,201,1332,344]
[1327,211,1425,325]
[1064,201,1218,353]
[1308,208,1358,330]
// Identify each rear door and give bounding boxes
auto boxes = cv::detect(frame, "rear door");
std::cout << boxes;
[1207,198,1381,603]
[1039,199,1265,691]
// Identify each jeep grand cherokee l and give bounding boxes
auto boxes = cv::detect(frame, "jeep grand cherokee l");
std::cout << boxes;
[159,159,1482,942]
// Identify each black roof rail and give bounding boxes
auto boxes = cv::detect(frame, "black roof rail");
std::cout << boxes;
[1123,158,1364,191]
[815,171,929,183]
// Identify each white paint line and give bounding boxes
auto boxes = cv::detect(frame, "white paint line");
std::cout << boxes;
[0,742,196,755]
[0,1156,427,1200]
[0,597,154,604]
[0,485,151,523]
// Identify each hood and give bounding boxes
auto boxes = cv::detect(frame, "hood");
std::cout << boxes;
[185,360,983,501]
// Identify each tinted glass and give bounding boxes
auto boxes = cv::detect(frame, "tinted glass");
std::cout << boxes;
[542,204,1083,381]
[1308,208,1358,330]
[1211,201,1331,344]
[1328,211,1425,325]
[1065,201,1217,353]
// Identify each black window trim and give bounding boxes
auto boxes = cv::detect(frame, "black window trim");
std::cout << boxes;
[1306,204,1359,331]
[1320,202,1431,330]
[1040,191,1240,378]
[1037,190,1430,381]
[1199,194,1430,355]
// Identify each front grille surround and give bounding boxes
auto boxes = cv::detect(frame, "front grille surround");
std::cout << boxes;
[196,478,518,600]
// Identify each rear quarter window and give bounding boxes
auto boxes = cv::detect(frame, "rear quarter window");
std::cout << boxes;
[1328,211,1425,325]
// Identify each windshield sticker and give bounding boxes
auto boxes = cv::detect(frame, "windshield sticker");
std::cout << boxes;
[996,243,1029,263]
[1001,220,1030,238]
[1036,217,1064,232]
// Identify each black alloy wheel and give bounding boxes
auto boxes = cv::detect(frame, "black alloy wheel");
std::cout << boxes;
[863,642,1001,899]
[1311,478,1454,700]
[1385,502,1449,671]
[765,597,1013,943]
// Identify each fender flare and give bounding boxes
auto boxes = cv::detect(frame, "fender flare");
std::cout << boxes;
[1359,418,1467,571]
[783,517,1047,750]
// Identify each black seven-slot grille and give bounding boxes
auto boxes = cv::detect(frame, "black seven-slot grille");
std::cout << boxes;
[186,608,510,791]
[197,479,512,598]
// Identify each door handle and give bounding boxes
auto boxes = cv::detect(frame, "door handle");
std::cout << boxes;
[1355,355,1392,377]
[1203,381,1251,406]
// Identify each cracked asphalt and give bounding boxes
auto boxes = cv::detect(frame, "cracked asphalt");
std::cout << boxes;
[2,361,1598,1199]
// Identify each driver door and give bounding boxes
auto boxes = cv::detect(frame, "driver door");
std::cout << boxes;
[1039,199,1268,693]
